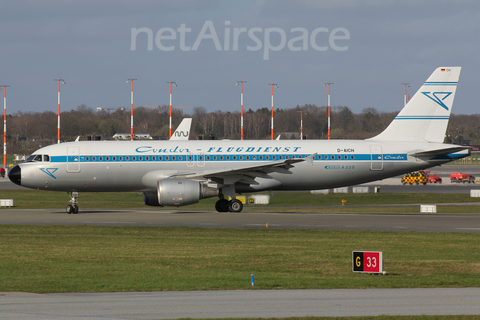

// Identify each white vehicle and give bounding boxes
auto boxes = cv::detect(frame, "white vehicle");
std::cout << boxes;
[9,67,468,213]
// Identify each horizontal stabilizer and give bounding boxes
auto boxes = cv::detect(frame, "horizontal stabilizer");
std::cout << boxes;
[410,146,470,160]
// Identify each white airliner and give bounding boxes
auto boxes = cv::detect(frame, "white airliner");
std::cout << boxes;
[9,67,468,214]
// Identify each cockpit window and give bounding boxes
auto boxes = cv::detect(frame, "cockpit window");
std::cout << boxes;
[26,154,50,162]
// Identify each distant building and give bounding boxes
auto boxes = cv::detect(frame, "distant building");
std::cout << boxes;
[112,133,152,140]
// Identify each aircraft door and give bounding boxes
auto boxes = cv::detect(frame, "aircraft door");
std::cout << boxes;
[370,145,383,171]
[67,146,80,173]
[197,152,205,167]
[187,153,194,167]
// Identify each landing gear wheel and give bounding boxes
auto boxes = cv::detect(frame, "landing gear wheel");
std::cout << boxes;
[67,192,79,214]
[215,199,229,212]
[228,199,243,213]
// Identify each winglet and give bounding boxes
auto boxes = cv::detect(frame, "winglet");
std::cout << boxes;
[305,153,317,166]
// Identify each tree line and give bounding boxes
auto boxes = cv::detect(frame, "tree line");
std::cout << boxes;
[4,104,479,154]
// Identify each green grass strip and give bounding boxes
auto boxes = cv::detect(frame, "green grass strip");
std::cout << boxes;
[1,225,479,293]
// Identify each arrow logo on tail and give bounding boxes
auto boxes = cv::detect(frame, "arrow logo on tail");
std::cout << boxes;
[421,92,452,111]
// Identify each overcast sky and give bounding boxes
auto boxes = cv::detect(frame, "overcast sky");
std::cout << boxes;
[1,0,479,116]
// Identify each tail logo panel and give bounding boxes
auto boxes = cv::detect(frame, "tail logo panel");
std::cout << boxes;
[421,92,453,111]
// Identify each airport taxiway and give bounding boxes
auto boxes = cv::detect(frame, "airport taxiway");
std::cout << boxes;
[1,208,480,233]
[1,288,480,319]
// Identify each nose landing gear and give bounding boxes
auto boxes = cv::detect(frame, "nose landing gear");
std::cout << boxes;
[66,192,79,214]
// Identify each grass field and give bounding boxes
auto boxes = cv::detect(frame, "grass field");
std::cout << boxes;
[1,187,479,320]
[0,225,479,293]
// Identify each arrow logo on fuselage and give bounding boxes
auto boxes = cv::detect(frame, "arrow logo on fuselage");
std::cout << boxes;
[40,168,58,179]
[421,92,452,111]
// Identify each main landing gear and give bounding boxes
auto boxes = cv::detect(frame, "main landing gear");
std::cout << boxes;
[66,192,79,214]
[215,198,243,213]
[215,185,243,213]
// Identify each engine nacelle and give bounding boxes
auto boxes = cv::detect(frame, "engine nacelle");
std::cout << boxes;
[143,191,161,206]
[143,179,218,207]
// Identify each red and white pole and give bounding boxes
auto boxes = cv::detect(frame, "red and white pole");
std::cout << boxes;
[298,111,306,140]
[126,78,136,141]
[268,83,278,140]
[167,81,177,139]
[402,83,410,107]
[2,85,9,168]
[300,111,303,140]
[236,81,246,140]
[54,79,65,144]
[325,83,333,140]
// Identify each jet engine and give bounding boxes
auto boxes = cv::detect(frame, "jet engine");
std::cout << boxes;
[143,179,218,207]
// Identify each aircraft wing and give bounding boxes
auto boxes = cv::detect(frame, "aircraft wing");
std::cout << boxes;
[179,154,316,186]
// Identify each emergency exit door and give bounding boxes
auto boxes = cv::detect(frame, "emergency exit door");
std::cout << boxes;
[370,145,383,171]
[67,147,80,173]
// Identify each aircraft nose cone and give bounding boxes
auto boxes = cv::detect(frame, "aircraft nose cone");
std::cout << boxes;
[8,165,21,186]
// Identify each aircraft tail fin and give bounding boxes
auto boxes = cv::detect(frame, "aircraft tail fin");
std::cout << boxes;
[170,118,192,140]
[370,67,461,143]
